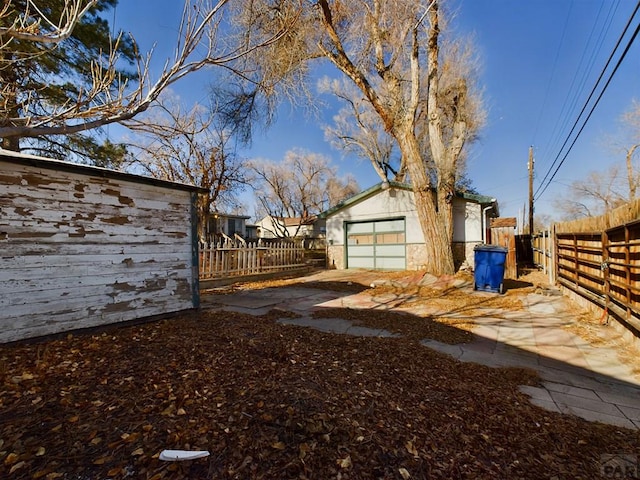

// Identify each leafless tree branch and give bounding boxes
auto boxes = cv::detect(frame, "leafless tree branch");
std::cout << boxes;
[249,148,358,238]
[0,0,99,43]
[0,0,299,141]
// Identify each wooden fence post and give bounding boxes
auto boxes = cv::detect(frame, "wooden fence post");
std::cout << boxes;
[602,229,610,324]
[572,234,578,287]
[624,224,631,321]
[550,225,556,285]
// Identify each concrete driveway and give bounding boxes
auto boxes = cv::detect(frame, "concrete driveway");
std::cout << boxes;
[201,269,640,429]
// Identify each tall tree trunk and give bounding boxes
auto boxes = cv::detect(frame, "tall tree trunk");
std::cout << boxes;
[423,1,456,275]
[316,0,457,275]
[397,128,455,275]
[392,1,454,276]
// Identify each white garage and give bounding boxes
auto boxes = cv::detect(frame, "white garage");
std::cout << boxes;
[321,182,499,271]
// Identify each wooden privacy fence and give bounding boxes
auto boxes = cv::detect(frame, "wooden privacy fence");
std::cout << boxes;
[531,230,554,284]
[555,220,640,335]
[199,240,306,279]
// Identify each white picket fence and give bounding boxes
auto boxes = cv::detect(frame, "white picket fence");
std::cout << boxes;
[199,240,306,279]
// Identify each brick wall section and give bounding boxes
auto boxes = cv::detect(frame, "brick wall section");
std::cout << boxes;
[406,243,427,270]
[326,245,345,270]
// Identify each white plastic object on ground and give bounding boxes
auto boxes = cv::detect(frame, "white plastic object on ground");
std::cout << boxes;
[159,450,210,461]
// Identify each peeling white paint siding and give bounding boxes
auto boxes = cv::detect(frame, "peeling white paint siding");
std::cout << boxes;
[0,156,200,343]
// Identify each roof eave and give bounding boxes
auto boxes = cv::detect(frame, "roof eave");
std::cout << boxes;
[320,181,499,218]
[319,181,413,218]
[0,149,208,193]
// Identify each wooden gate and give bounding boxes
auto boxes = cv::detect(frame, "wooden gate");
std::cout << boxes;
[490,217,517,279]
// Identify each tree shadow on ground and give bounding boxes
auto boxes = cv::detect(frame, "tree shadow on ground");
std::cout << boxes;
[310,307,473,344]
[291,281,371,294]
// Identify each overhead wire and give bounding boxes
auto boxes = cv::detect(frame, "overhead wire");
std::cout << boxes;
[530,1,573,146]
[535,0,635,196]
[534,1,640,201]
[536,0,619,168]
[534,8,640,201]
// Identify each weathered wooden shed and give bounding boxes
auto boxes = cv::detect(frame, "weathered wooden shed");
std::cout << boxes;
[0,151,204,343]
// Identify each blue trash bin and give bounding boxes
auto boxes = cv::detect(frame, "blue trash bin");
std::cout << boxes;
[473,244,508,294]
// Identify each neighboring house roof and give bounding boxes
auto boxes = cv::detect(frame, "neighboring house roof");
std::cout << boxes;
[282,217,304,227]
[319,181,498,218]
[490,217,517,228]
[260,215,317,226]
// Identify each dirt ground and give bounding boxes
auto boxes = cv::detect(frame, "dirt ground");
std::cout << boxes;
[1,269,638,479]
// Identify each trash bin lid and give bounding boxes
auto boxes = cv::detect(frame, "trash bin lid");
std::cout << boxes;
[473,244,508,252]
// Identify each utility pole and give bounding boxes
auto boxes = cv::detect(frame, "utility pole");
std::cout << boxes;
[528,146,534,236]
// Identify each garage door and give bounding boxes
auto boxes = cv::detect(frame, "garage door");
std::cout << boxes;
[346,219,406,270]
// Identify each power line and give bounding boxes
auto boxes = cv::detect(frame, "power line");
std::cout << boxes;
[535,1,639,198]
[530,1,573,145]
[534,1,640,200]
[534,11,640,201]
[536,0,619,168]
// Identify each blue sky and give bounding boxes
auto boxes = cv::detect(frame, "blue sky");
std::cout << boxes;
[112,0,640,225]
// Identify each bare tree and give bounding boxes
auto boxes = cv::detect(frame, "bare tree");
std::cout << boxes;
[250,148,359,238]
[0,0,294,148]
[533,213,554,233]
[237,0,484,274]
[320,77,403,183]
[0,0,99,43]
[620,99,640,200]
[321,31,484,192]
[553,165,628,221]
[125,93,246,240]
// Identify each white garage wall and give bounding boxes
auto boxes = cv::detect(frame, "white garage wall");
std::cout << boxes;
[326,187,423,245]
[328,187,483,245]
[454,200,483,243]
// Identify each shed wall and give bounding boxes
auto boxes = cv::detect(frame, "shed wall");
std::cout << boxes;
[0,159,198,343]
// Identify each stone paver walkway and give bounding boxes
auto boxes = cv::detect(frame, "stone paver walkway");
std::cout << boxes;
[421,292,640,429]
[201,271,640,429]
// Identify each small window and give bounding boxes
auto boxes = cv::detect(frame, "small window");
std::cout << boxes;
[376,232,405,244]
[348,233,374,245]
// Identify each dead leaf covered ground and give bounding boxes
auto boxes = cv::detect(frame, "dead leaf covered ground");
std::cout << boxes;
[1,272,639,479]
